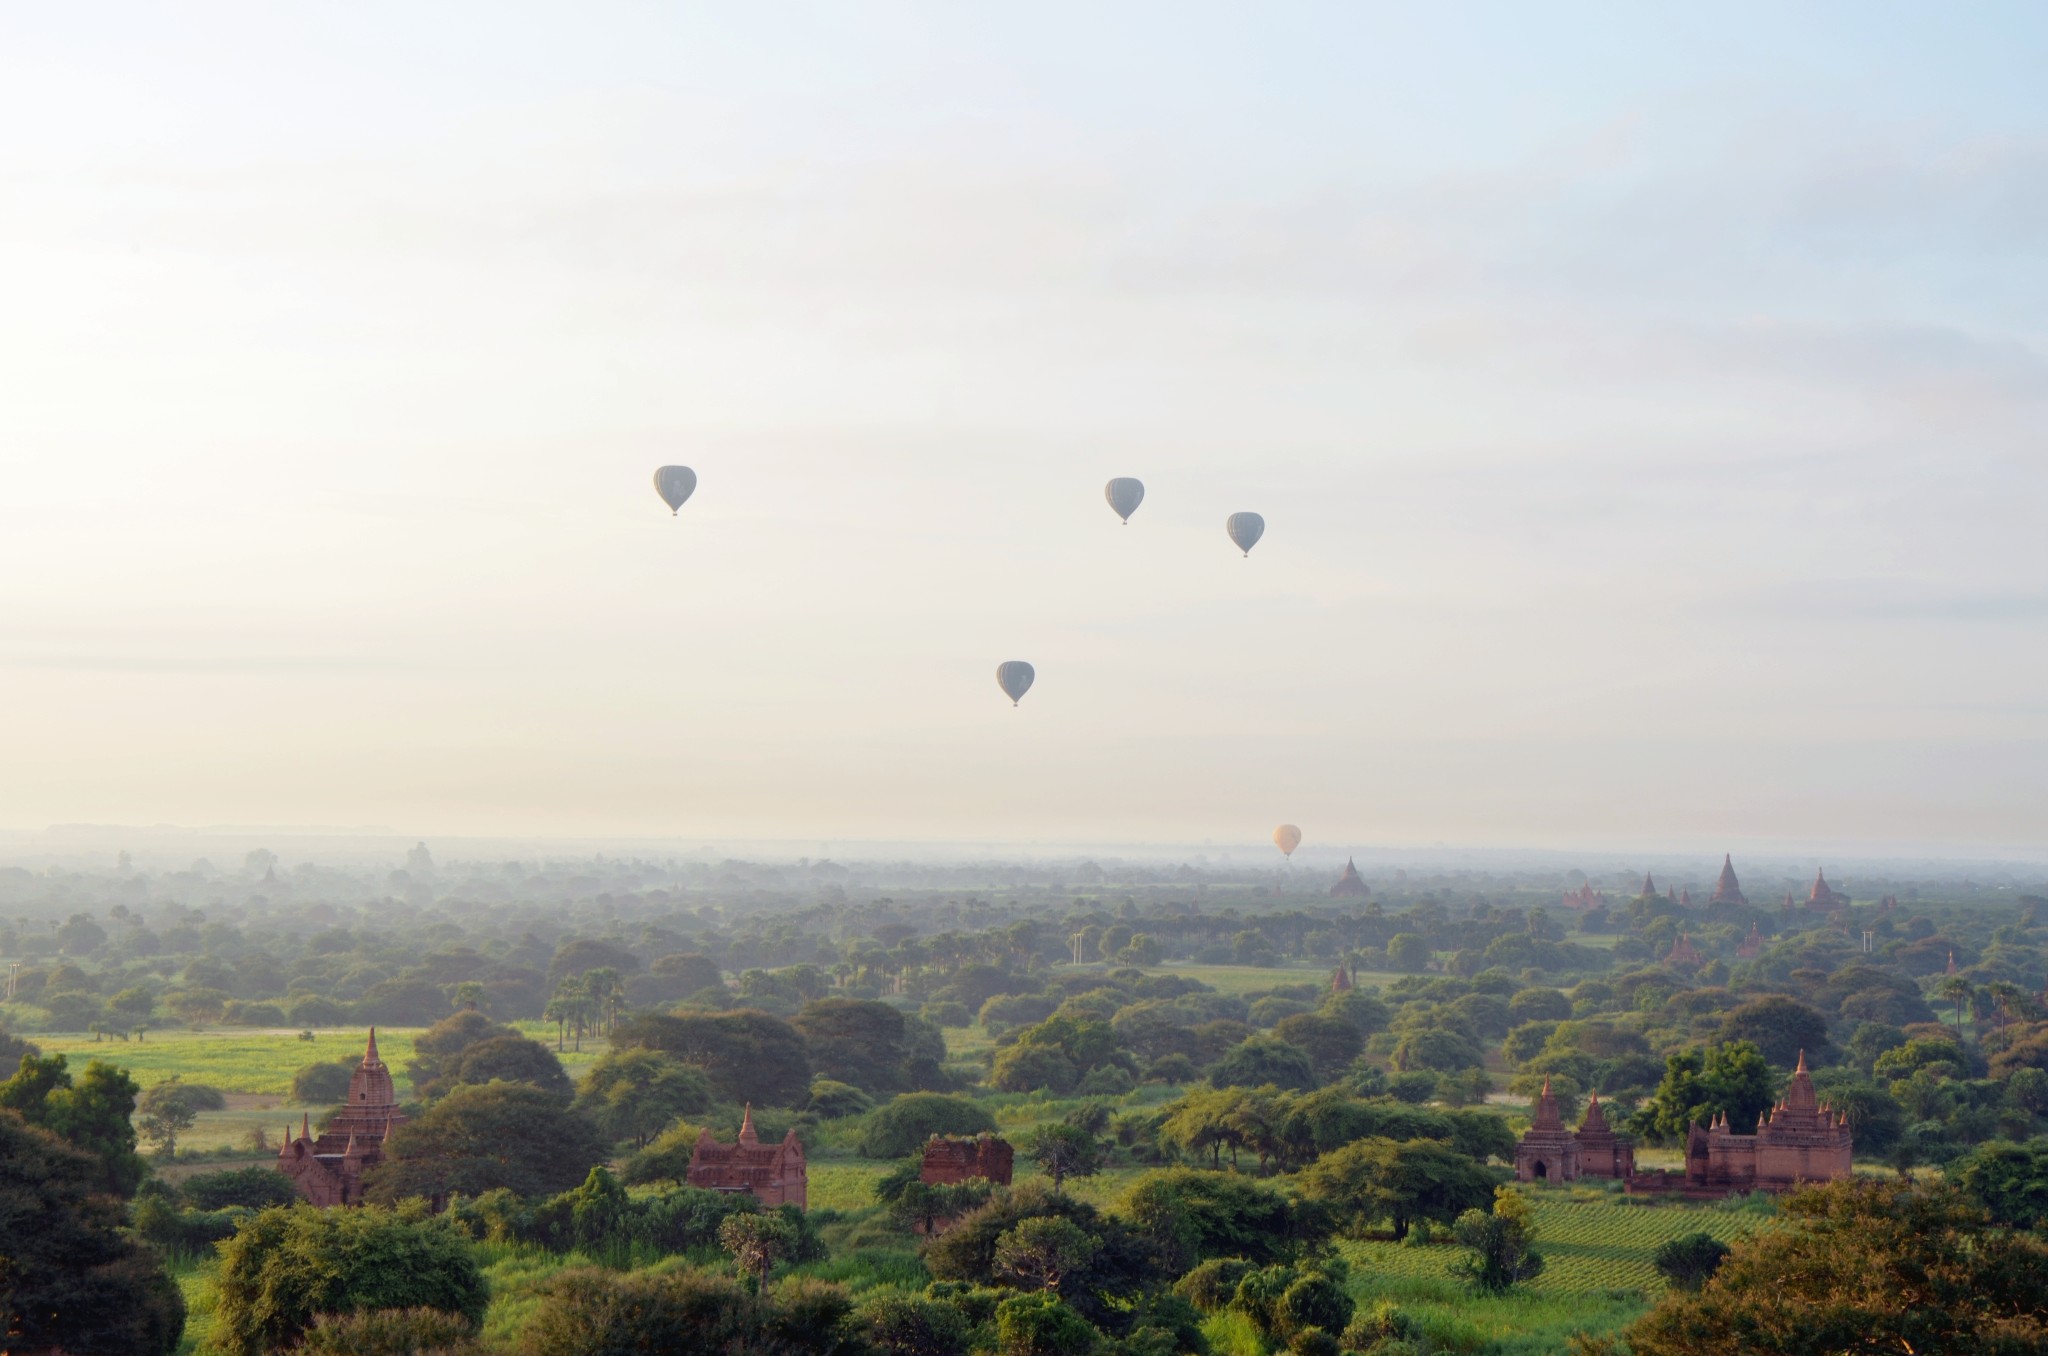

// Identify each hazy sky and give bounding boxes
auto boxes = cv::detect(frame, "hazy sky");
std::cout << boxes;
[4,4,2046,853]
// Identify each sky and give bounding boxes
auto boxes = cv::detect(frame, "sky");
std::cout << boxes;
[2,4,2046,855]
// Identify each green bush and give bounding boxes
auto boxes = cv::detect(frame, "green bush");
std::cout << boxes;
[181,1165,299,1211]
[292,1060,357,1104]
[213,1205,487,1356]
[858,1094,997,1159]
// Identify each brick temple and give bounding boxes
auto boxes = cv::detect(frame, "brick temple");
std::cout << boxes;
[919,1133,1014,1187]
[1514,1080,1634,1184]
[686,1106,808,1209]
[278,1029,406,1206]
[1628,1052,1853,1197]
[1329,857,1369,898]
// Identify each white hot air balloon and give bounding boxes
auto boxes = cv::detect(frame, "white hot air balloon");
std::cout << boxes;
[996,661,1035,707]
[1104,478,1145,525]
[1227,512,1265,557]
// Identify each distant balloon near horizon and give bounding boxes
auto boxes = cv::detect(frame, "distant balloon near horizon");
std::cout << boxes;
[652,465,697,515]
[1104,477,1145,524]
[1273,824,1302,858]
[1227,512,1264,556]
[995,661,1035,707]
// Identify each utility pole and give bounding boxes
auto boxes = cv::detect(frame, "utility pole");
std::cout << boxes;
[5,963,16,1003]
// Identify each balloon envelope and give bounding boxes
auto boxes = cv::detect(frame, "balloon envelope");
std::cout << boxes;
[1273,824,1302,858]
[995,660,1035,706]
[1227,512,1265,556]
[653,465,697,514]
[1105,477,1145,524]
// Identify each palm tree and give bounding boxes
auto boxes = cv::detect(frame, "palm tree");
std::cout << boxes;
[1937,975,1975,1043]
[582,967,623,1036]
[1987,980,2024,1038]
[544,976,587,1052]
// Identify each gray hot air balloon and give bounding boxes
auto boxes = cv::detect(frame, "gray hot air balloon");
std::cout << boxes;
[996,661,1035,707]
[1227,512,1265,557]
[1104,477,1145,525]
[653,465,697,515]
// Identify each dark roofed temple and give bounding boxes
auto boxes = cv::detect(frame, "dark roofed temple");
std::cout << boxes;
[278,1029,406,1207]
[1329,857,1369,898]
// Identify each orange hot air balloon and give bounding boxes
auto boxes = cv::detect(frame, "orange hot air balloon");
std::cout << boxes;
[1273,825,1302,859]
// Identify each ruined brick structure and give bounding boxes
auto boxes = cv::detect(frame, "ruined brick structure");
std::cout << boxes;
[1558,883,1605,910]
[1736,922,1764,959]
[687,1106,807,1209]
[1329,858,1369,898]
[920,1133,1014,1186]
[278,1029,406,1207]
[1515,1080,1635,1183]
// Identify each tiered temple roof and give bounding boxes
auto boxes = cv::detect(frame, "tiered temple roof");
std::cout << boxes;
[1736,922,1764,959]
[1807,868,1841,910]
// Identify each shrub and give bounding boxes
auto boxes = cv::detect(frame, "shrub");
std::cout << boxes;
[181,1166,299,1211]
[858,1094,997,1159]
[213,1205,486,1356]
[806,1078,876,1119]
[297,1308,486,1356]
[1651,1230,1731,1291]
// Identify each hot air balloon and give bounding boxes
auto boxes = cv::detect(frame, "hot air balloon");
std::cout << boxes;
[1273,824,1302,858]
[653,466,697,515]
[1104,478,1145,524]
[1227,512,1264,557]
[996,661,1035,707]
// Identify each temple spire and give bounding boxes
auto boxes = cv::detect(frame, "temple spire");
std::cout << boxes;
[365,1027,381,1062]
[739,1103,758,1144]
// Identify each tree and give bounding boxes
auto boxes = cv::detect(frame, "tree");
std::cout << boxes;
[1618,1180,2048,1356]
[1391,1027,1485,1073]
[0,1052,146,1195]
[1299,1137,1495,1241]
[611,1010,813,1107]
[1210,1037,1317,1092]
[1716,997,1832,1069]
[574,1048,713,1147]
[1022,1121,1104,1193]
[1631,1042,1776,1144]
[136,1078,200,1158]
[365,1083,608,1203]
[855,1292,973,1356]
[793,998,921,1094]
[1121,1168,1305,1270]
[213,1204,487,1356]
[994,1217,1099,1294]
[1651,1231,1731,1291]
[1386,934,1432,972]
[1452,1188,1544,1294]
[180,1165,300,1211]
[857,1093,996,1159]
[1938,975,1975,1043]
[1271,1015,1365,1083]
[292,1059,358,1104]
[718,1210,799,1285]
[518,1266,830,1356]
[297,1307,488,1356]
[422,1035,574,1103]
[0,1110,185,1356]
[994,1292,1100,1356]
[582,967,626,1036]
[1952,1138,2048,1231]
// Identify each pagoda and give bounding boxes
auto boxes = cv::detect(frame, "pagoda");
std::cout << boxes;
[1573,1090,1636,1178]
[1637,872,1658,899]
[1807,869,1841,911]
[1682,1052,1852,1191]
[1735,922,1764,959]
[1513,1080,1580,1183]
[1665,931,1704,970]
[1329,961,1355,993]
[278,1029,407,1206]
[1329,858,1369,898]
[1710,854,1747,906]
[687,1106,808,1209]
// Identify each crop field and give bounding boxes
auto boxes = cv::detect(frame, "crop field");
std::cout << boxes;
[1340,1193,1771,1297]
